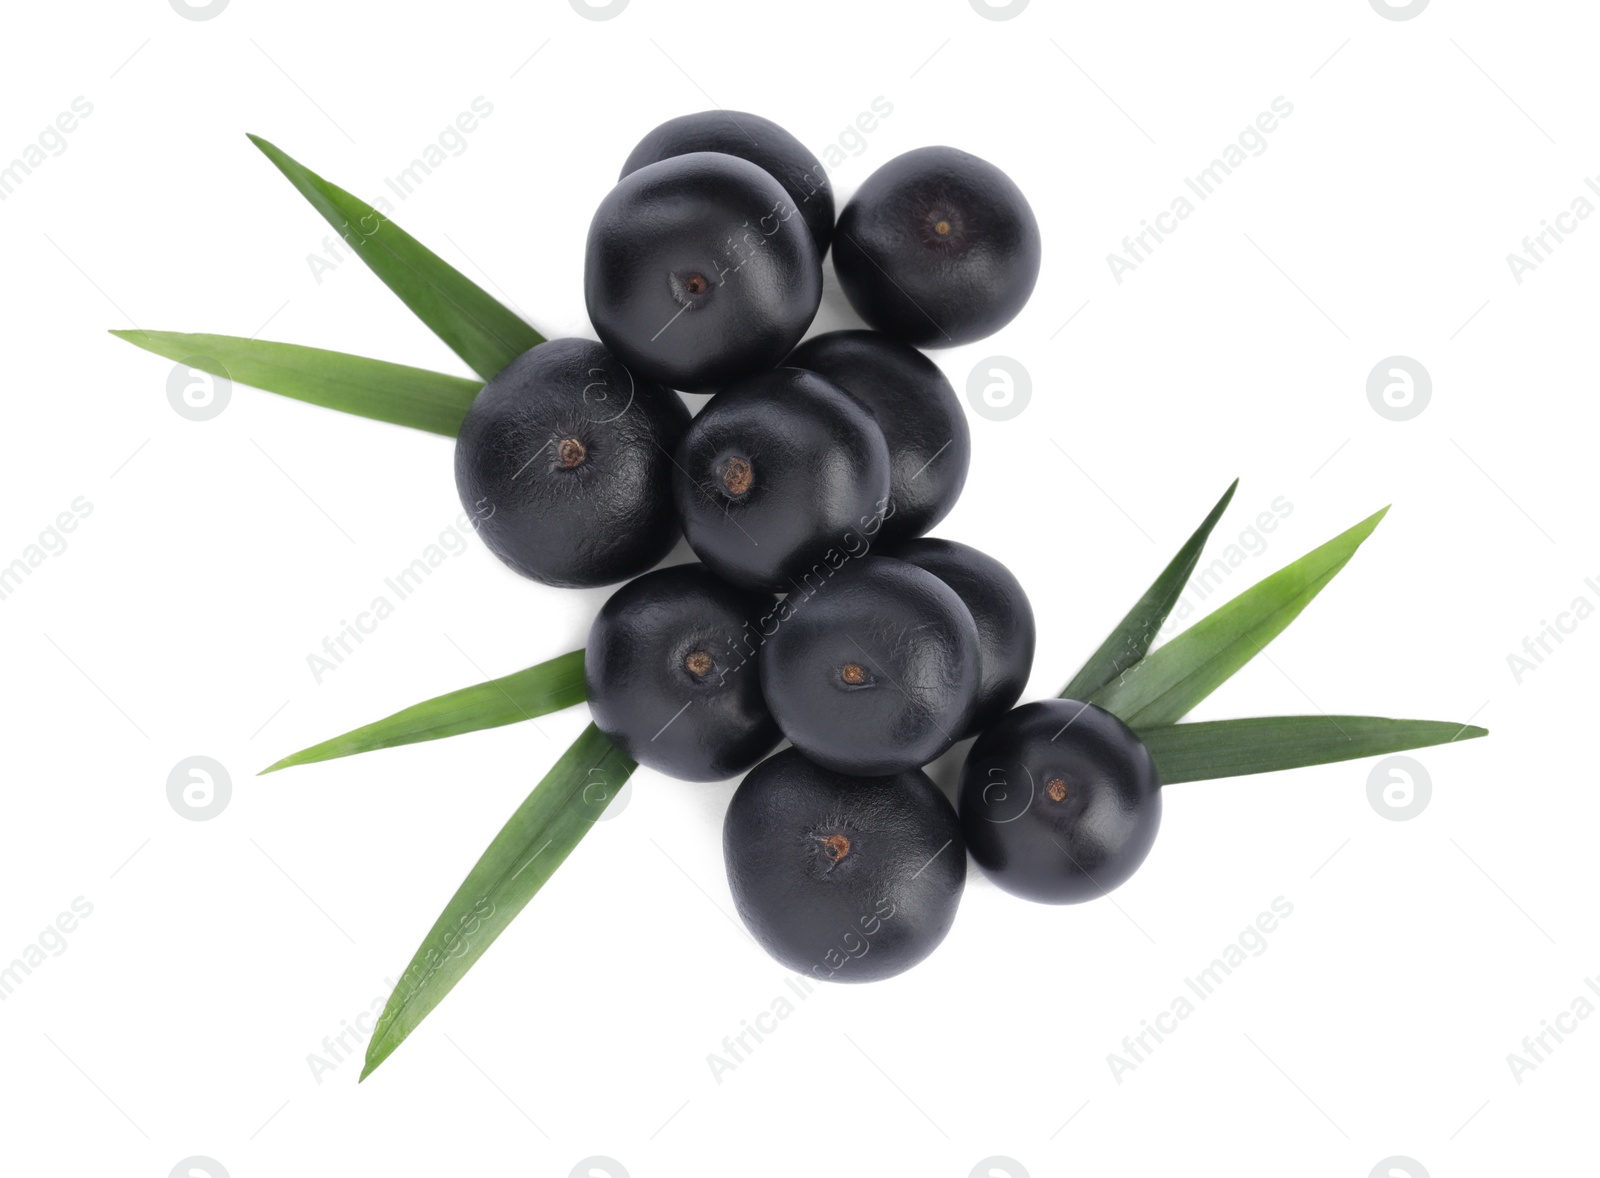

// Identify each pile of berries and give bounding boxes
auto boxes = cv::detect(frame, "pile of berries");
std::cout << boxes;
[454,111,1155,982]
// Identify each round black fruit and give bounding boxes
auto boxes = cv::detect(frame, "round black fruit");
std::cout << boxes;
[585,152,822,393]
[892,538,1035,738]
[586,564,781,781]
[786,330,969,546]
[671,367,890,592]
[454,339,689,588]
[832,146,1041,347]
[759,557,981,776]
[620,110,835,258]
[959,699,1161,904]
[724,748,965,983]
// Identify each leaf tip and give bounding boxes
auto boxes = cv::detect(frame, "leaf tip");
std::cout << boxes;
[109,328,157,351]
[246,133,289,169]
[1346,503,1392,545]
[359,1044,388,1082]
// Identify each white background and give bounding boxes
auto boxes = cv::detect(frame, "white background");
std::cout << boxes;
[1,1,1594,1175]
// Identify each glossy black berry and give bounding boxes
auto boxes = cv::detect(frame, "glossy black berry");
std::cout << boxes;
[786,330,969,545]
[832,146,1041,347]
[671,368,890,592]
[620,110,835,258]
[585,152,822,393]
[454,339,689,588]
[892,538,1035,738]
[959,700,1161,904]
[759,557,980,776]
[723,748,965,983]
[585,564,781,781]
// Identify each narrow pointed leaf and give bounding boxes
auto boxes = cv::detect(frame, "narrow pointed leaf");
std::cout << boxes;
[1062,478,1239,700]
[1092,507,1389,726]
[248,134,542,379]
[362,723,634,1081]
[261,649,585,774]
[1137,715,1488,784]
[111,331,480,436]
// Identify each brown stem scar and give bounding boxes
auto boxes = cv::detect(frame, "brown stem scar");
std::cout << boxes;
[818,833,851,862]
[557,437,586,469]
[722,456,753,496]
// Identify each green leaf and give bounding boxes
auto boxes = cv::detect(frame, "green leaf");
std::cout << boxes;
[110,331,481,436]
[1061,478,1239,700]
[248,134,543,380]
[261,649,586,774]
[361,722,634,1081]
[1137,715,1489,784]
[1091,507,1389,726]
